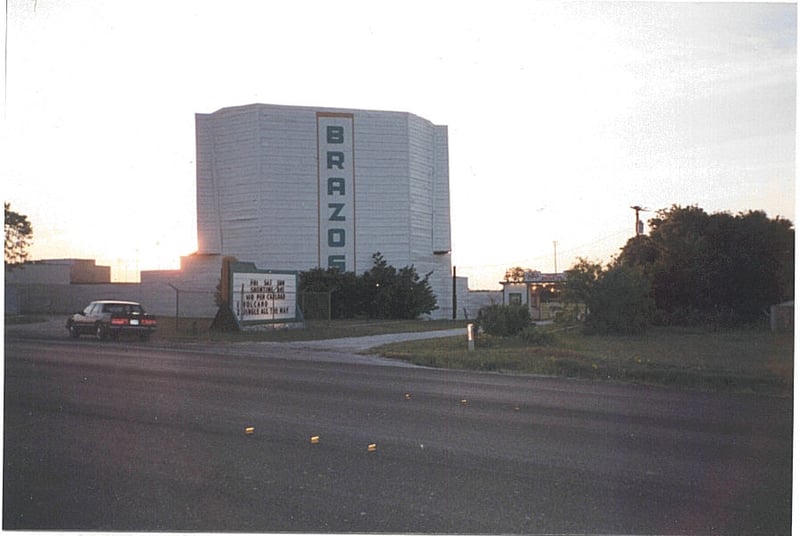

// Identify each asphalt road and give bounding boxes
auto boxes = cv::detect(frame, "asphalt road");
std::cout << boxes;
[3,328,793,534]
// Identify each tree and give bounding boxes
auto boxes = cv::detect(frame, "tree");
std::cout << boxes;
[298,266,363,319]
[5,203,33,270]
[391,264,439,320]
[504,266,526,283]
[362,252,398,319]
[563,258,603,305]
[618,205,794,325]
[361,253,438,319]
[298,252,438,320]
[564,258,652,334]
[583,265,653,334]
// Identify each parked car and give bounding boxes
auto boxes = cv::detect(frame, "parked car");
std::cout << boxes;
[66,300,157,341]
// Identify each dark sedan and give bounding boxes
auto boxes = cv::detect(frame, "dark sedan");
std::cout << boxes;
[66,300,157,341]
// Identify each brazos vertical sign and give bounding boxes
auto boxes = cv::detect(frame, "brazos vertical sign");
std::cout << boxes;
[317,112,355,272]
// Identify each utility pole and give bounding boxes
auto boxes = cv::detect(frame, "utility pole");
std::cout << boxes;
[631,206,647,237]
[452,266,457,320]
[553,241,558,273]
[167,283,180,331]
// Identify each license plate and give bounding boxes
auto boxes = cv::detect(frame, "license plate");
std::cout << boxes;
[129,319,140,326]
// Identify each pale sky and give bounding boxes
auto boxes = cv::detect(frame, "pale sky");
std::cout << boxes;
[2,1,796,289]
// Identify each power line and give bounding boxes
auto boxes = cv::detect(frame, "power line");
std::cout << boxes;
[456,226,631,273]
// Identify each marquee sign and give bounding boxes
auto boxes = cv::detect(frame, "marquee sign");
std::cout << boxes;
[228,261,298,327]
[317,112,356,272]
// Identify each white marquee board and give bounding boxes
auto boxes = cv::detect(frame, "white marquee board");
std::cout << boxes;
[229,262,298,327]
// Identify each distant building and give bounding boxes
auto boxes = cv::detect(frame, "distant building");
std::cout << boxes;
[5,259,111,285]
[4,259,164,316]
[501,270,566,321]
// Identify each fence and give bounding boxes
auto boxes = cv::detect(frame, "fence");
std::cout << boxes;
[299,291,332,321]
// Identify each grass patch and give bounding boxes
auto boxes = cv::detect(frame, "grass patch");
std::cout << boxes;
[152,317,467,343]
[373,325,794,395]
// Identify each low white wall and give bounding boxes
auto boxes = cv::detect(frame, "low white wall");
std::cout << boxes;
[6,283,217,318]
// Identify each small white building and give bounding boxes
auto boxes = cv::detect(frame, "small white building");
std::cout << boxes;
[500,270,566,321]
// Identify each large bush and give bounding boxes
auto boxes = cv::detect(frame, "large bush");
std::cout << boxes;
[477,304,531,337]
[584,265,653,334]
[565,260,653,335]
[361,253,438,319]
[298,252,438,320]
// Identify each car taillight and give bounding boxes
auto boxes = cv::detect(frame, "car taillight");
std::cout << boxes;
[142,318,157,326]
[110,317,128,326]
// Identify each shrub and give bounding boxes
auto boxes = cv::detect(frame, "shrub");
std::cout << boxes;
[298,253,437,320]
[585,265,652,334]
[477,304,531,337]
[519,325,556,345]
[554,304,585,324]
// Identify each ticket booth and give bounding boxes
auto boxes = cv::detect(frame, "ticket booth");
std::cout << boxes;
[501,270,565,321]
